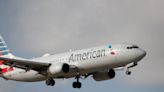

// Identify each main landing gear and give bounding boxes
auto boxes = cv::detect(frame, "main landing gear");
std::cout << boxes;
[126,62,138,75]
[45,77,82,88]
[46,78,55,86]
[72,76,82,89]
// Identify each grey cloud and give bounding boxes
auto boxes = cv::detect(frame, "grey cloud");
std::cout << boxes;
[0,79,16,92]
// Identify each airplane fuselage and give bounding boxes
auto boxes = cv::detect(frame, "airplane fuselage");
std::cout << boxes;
[2,44,146,82]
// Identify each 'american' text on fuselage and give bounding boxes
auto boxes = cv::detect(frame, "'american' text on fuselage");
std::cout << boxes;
[69,49,106,62]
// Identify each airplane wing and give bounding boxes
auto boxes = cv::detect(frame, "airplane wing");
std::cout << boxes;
[0,57,50,71]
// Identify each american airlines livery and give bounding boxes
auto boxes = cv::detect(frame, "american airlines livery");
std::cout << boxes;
[0,34,146,89]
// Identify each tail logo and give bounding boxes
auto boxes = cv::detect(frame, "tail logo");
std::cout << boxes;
[0,35,14,74]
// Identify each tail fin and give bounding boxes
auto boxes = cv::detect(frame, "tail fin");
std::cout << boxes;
[0,35,14,58]
[0,35,15,74]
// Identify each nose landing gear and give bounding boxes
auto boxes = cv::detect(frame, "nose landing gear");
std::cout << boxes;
[126,69,131,75]
[126,62,137,75]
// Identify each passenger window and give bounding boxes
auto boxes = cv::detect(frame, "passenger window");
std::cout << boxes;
[132,46,139,48]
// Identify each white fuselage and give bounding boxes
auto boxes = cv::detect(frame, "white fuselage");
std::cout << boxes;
[1,44,146,82]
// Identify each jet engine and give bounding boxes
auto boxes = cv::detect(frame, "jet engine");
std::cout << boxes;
[48,63,70,75]
[93,69,115,81]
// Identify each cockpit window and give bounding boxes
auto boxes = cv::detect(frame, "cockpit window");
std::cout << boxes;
[127,47,132,49]
[127,45,139,49]
[132,45,139,48]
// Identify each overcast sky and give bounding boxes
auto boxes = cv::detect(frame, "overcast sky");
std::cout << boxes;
[0,0,164,92]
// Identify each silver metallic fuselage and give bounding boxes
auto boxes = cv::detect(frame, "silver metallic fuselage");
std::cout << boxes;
[2,44,146,82]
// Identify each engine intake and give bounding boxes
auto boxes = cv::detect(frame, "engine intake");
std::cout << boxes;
[108,69,115,78]
[48,63,70,75]
[62,63,70,73]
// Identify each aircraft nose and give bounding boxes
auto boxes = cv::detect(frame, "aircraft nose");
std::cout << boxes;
[140,49,146,58]
[136,49,146,61]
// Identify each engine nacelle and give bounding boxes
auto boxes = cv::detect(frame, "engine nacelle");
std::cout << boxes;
[93,69,115,81]
[48,63,70,75]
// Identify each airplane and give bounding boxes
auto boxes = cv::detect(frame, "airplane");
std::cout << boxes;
[0,34,146,89]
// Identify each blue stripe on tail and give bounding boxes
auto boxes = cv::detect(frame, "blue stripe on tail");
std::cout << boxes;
[0,47,7,51]
[2,51,9,55]
[0,35,10,56]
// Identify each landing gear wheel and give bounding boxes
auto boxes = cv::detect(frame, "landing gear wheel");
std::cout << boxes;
[72,82,82,89]
[50,79,55,86]
[46,79,51,86]
[73,82,77,88]
[126,70,131,75]
[46,78,55,86]
[76,82,82,88]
